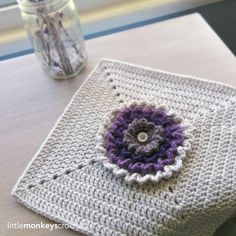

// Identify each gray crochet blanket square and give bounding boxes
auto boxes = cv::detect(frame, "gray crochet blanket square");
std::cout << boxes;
[12,59,236,236]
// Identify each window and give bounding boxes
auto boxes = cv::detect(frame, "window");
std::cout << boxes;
[0,0,222,58]
[0,0,16,7]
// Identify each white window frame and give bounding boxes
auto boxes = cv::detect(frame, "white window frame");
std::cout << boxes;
[0,0,16,7]
[0,0,223,57]
[0,0,126,31]
[0,0,224,32]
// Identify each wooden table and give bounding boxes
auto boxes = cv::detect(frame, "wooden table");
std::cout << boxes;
[0,13,236,236]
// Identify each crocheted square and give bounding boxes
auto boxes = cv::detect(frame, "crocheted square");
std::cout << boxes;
[12,59,236,236]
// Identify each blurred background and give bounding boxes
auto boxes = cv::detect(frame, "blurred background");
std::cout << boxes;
[0,0,235,60]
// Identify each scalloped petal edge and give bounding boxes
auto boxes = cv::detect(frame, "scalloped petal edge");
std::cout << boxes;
[96,101,194,184]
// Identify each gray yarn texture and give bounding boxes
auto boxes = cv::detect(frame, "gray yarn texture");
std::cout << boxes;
[12,59,236,236]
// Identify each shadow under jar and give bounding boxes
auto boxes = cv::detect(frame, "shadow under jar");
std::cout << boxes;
[17,0,87,79]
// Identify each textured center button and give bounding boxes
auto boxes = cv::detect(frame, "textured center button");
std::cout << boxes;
[137,132,148,143]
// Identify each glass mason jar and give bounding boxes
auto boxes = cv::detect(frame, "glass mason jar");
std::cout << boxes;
[17,0,87,79]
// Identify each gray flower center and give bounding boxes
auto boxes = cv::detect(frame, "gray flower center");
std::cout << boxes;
[123,118,164,156]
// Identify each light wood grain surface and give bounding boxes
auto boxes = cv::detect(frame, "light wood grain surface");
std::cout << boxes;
[0,13,236,236]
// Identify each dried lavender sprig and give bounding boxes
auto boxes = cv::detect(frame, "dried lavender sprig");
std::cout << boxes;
[33,5,75,76]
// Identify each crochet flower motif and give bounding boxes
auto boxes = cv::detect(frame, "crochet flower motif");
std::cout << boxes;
[96,101,193,184]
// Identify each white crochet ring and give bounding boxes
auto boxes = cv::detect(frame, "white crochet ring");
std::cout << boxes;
[96,101,194,184]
